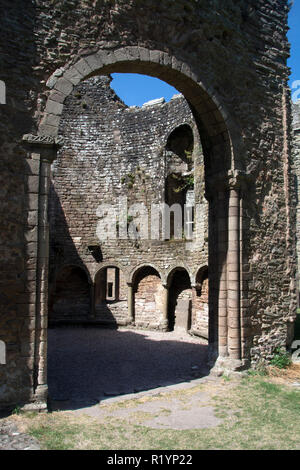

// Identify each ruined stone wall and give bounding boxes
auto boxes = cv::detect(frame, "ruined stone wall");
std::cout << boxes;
[49,75,208,326]
[32,0,296,366]
[0,0,296,408]
[292,101,300,302]
[0,1,43,408]
[50,265,90,319]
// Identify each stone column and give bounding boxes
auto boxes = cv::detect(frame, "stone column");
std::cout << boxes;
[227,186,241,361]
[206,190,218,360]
[159,284,169,331]
[217,190,228,358]
[127,282,134,324]
[207,170,248,372]
[191,285,197,331]
[22,134,62,407]
[206,180,228,362]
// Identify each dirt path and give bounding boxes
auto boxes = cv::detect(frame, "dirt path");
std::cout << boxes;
[72,375,224,430]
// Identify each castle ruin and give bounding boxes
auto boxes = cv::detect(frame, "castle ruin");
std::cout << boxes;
[0,0,297,410]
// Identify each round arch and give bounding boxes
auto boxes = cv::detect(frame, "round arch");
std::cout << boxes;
[129,263,163,285]
[37,45,246,370]
[39,46,243,175]
[94,263,127,308]
[52,263,92,285]
[164,122,194,150]
[166,264,193,288]
[191,264,209,287]
[94,261,128,283]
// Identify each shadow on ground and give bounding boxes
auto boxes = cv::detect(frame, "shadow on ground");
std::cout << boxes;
[47,327,209,411]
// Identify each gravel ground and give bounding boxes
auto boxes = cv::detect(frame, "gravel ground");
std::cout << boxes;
[47,327,209,409]
[0,419,40,450]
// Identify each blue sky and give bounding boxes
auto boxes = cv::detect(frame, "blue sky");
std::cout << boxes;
[111,74,178,107]
[288,0,300,101]
[111,3,299,106]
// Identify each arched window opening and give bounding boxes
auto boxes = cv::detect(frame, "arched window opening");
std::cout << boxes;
[95,267,127,325]
[165,125,195,240]
[166,124,194,169]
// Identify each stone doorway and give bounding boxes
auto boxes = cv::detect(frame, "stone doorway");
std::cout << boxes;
[18,45,255,409]
[168,268,192,333]
[0,2,296,412]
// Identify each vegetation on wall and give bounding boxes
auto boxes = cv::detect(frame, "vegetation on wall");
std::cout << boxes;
[171,173,194,193]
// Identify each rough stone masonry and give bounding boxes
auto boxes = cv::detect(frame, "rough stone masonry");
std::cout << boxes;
[48,75,209,336]
[0,0,297,410]
[292,100,300,301]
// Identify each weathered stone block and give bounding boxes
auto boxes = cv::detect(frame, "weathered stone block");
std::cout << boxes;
[45,100,64,116]
[73,58,93,77]
[26,175,39,194]
[63,67,84,86]
[24,159,40,176]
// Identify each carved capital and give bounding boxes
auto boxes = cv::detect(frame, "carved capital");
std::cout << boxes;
[22,134,63,163]
[22,134,64,147]
[205,170,253,199]
[227,169,254,191]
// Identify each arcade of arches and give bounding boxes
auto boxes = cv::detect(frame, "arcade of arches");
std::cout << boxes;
[50,263,209,338]
[0,1,297,410]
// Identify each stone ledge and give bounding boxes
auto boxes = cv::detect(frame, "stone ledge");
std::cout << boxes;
[20,401,48,413]
[142,97,165,108]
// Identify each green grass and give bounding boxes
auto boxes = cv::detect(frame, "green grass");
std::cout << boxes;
[11,375,300,450]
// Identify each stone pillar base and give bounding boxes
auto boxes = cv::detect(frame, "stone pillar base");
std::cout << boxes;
[209,356,247,377]
[20,385,48,412]
[21,401,48,413]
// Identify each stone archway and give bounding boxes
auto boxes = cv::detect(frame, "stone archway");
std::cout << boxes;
[131,265,164,330]
[0,1,296,411]
[167,268,193,333]
[22,47,247,406]
[94,265,128,326]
